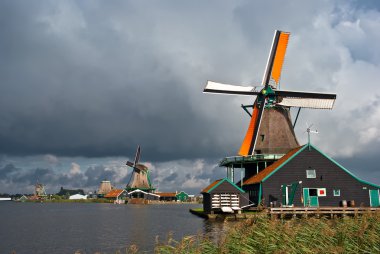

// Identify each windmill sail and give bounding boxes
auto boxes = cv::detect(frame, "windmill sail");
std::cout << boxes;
[239,103,261,155]
[203,81,261,95]
[240,31,290,155]
[262,31,290,88]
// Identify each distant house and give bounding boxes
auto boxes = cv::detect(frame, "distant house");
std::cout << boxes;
[57,187,85,197]
[243,144,380,208]
[18,195,28,202]
[158,192,177,201]
[201,178,249,214]
[69,194,87,200]
[176,191,189,202]
[104,189,126,204]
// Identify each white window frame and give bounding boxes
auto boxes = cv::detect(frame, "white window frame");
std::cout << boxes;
[333,189,341,197]
[306,169,316,178]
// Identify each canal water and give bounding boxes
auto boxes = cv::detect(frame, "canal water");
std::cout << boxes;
[0,202,230,254]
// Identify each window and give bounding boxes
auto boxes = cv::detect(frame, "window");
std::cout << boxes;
[333,189,340,196]
[309,188,318,196]
[306,169,316,178]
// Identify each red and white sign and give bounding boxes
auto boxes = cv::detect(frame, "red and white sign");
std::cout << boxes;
[318,188,326,197]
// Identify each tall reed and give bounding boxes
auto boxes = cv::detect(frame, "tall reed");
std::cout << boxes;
[155,212,380,254]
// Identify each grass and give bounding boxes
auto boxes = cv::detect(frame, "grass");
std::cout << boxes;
[154,212,380,254]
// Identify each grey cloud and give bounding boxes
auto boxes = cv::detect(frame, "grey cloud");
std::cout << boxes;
[0,1,379,193]
[0,1,239,161]
[163,172,178,183]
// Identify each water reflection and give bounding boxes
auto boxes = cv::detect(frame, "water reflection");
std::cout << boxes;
[0,202,242,253]
[0,202,206,253]
[203,219,238,244]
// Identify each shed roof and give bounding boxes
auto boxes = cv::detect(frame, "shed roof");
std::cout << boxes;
[201,178,245,193]
[158,192,176,197]
[104,189,125,198]
[201,179,222,193]
[243,145,304,185]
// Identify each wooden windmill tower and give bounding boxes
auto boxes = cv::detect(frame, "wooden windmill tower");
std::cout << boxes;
[204,30,337,182]
[126,146,155,193]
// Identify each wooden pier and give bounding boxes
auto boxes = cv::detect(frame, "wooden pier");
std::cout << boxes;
[268,207,380,219]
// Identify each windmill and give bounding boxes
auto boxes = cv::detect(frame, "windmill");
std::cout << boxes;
[34,182,46,198]
[204,30,336,156]
[126,146,154,192]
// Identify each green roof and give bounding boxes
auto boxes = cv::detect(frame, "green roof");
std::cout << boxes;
[202,178,245,194]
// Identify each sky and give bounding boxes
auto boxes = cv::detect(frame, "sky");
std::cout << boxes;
[1,0,380,195]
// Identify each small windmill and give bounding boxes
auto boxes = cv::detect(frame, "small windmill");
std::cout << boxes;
[204,30,336,156]
[34,182,46,198]
[126,146,154,192]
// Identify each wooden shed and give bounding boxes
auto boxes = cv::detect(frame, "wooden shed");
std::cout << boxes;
[201,178,249,214]
[243,144,380,207]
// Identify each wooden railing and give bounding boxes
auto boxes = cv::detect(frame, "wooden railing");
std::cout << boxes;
[268,207,380,218]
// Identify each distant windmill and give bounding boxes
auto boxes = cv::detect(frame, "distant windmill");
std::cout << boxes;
[126,146,154,192]
[204,30,336,156]
[34,182,46,197]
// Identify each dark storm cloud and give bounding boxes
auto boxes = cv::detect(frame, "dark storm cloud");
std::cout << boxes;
[0,164,21,179]
[0,1,236,161]
[0,0,380,194]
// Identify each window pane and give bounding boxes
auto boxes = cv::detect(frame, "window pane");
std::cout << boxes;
[309,189,318,196]
[306,169,316,178]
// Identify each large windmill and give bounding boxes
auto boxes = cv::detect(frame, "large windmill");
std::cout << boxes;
[204,30,337,184]
[204,30,336,157]
[126,146,155,192]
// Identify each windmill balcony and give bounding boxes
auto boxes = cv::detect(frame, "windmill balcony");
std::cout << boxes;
[219,154,285,167]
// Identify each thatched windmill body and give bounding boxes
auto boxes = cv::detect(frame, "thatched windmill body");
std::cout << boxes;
[204,30,337,182]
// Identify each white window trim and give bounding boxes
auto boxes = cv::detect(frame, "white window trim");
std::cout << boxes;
[333,189,341,197]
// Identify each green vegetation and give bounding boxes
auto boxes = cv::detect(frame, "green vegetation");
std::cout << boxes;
[190,208,204,212]
[155,212,380,254]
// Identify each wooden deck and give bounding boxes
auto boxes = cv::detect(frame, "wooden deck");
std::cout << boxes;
[268,207,380,219]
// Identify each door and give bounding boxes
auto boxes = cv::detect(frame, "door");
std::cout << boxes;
[369,189,380,207]
[303,188,319,207]
[282,182,299,206]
